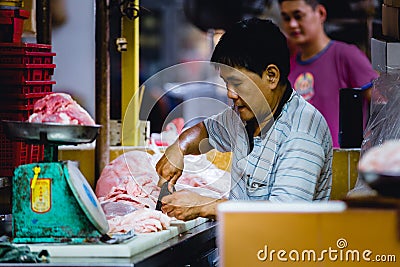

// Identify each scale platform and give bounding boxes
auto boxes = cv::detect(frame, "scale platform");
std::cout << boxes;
[2,120,107,243]
[2,120,101,162]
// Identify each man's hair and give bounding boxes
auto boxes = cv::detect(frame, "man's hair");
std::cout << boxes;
[210,18,290,82]
[278,0,323,9]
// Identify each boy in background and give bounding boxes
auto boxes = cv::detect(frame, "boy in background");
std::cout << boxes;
[278,0,378,148]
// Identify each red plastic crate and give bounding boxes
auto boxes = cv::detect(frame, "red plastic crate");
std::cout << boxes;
[0,80,55,92]
[0,101,33,111]
[0,42,52,53]
[0,9,30,43]
[0,103,33,111]
[0,63,56,83]
[0,51,56,64]
[0,138,44,177]
[0,9,29,18]
[0,105,44,177]
[0,92,52,106]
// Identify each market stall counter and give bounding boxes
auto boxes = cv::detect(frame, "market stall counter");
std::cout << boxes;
[0,220,218,267]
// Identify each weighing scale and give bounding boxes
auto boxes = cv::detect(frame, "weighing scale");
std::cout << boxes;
[2,120,109,243]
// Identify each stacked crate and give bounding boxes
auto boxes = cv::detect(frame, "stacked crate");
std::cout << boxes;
[0,7,29,43]
[0,43,56,177]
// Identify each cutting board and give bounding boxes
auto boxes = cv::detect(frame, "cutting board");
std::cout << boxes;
[24,217,208,258]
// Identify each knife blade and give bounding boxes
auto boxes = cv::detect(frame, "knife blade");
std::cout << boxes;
[155,182,176,211]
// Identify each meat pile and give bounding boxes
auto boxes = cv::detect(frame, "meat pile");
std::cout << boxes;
[96,150,161,208]
[96,150,231,234]
[358,140,400,174]
[108,208,171,234]
[28,93,95,125]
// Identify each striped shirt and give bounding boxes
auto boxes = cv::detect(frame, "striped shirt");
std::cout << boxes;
[203,89,332,201]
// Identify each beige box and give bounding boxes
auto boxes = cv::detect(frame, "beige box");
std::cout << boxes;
[22,0,36,34]
[384,0,400,7]
[218,202,400,267]
[382,4,400,40]
[371,37,400,72]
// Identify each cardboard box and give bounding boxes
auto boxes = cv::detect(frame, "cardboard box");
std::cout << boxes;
[22,0,36,35]
[382,4,400,40]
[371,37,400,72]
[384,0,400,7]
[217,202,400,267]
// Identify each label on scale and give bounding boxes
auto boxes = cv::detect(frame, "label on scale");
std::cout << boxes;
[31,178,51,213]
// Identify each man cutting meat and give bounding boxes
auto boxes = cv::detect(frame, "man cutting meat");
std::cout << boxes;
[156,18,332,221]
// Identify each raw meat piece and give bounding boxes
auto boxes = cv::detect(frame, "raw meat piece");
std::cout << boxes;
[96,151,161,213]
[101,202,137,219]
[96,150,231,233]
[96,150,160,198]
[28,93,95,125]
[96,151,231,200]
[107,208,171,234]
[358,140,400,174]
[99,183,158,210]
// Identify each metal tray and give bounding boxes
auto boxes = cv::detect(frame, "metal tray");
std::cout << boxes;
[359,171,400,198]
[2,120,101,145]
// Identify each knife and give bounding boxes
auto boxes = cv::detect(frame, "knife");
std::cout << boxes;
[155,182,176,211]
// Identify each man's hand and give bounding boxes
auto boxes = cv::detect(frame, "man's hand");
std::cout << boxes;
[160,189,223,221]
[156,142,184,192]
[156,121,211,192]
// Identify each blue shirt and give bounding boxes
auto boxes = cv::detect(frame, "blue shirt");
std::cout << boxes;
[203,89,332,201]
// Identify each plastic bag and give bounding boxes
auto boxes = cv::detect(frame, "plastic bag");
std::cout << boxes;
[361,69,400,154]
[0,243,49,263]
[350,69,400,194]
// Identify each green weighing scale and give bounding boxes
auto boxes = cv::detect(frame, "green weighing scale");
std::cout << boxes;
[2,120,109,243]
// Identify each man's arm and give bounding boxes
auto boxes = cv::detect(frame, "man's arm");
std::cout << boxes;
[156,121,212,188]
[362,87,371,102]
[160,190,227,221]
[175,121,212,155]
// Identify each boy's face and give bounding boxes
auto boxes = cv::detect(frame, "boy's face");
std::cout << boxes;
[279,0,325,46]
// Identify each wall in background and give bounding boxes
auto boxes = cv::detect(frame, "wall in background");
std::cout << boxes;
[52,0,96,118]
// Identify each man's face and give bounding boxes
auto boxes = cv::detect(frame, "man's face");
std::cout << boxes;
[219,66,272,122]
[279,0,324,46]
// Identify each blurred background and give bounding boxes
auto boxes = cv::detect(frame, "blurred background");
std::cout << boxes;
[32,0,383,130]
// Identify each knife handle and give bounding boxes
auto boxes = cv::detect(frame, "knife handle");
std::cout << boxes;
[155,200,163,211]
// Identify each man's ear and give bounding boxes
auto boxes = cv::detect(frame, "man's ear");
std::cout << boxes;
[317,4,327,23]
[263,64,280,89]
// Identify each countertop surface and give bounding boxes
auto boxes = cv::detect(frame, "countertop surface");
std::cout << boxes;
[0,220,218,267]
[22,217,208,258]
